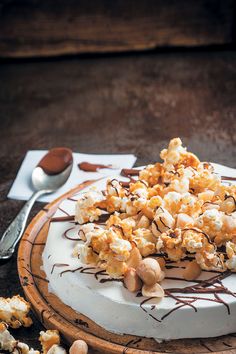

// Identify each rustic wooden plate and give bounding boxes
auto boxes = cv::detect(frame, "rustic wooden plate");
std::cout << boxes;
[18,182,236,354]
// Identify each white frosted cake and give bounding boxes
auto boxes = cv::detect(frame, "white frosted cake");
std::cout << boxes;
[42,138,236,341]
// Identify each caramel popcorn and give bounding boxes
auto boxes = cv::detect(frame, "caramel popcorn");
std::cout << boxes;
[73,138,236,281]
[0,322,39,354]
[39,330,60,354]
[75,190,105,224]
[0,295,32,329]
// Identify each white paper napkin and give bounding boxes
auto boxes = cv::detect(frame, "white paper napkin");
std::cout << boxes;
[8,150,137,203]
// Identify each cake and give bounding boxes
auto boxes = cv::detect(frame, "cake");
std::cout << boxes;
[42,138,236,341]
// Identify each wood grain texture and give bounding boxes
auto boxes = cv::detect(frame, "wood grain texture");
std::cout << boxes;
[0,49,236,351]
[0,0,235,58]
[18,182,236,354]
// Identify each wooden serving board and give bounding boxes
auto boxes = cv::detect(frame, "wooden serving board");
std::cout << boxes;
[18,182,236,354]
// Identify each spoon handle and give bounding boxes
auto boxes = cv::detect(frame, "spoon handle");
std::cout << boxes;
[0,190,51,260]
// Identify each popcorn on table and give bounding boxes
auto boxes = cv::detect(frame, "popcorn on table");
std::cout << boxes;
[73,138,236,280]
[0,322,39,354]
[39,330,66,354]
[0,295,32,328]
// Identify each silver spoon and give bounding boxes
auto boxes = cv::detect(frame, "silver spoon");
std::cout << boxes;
[0,161,73,260]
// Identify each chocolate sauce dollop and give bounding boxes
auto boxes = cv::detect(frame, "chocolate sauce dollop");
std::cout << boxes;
[78,161,112,172]
[38,147,73,175]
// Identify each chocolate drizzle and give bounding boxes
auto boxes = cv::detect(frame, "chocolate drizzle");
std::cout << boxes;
[139,297,161,322]
[58,206,71,217]
[121,169,140,177]
[138,266,235,323]
[152,220,162,234]
[63,227,83,241]
[159,217,169,229]
[221,176,236,181]
[51,215,75,222]
[165,271,232,294]
[99,278,123,284]
[22,266,49,283]
[78,161,114,172]
[123,338,142,354]
[59,265,122,285]
[51,263,69,275]
[119,181,131,188]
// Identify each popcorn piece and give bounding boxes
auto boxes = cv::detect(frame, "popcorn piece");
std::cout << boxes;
[176,213,194,228]
[139,163,163,187]
[160,138,186,171]
[169,176,190,194]
[0,295,32,328]
[198,190,215,202]
[136,215,150,229]
[39,330,60,354]
[220,195,236,214]
[77,244,99,265]
[182,229,204,253]
[110,238,132,261]
[222,214,236,234]
[133,228,156,257]
[107,179,123,197]
[0,322,16,352]
[195,209,223,239]
[225,241,236,271]
[152,207,175,237]
[106,259,127,278]
[13,342,40,354]
[75,190,105,224]
[0,322,39,354]
[166,247,185,262]
[195,248,225,272]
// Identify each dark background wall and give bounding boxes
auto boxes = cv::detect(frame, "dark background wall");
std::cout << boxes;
[0,0,235,58]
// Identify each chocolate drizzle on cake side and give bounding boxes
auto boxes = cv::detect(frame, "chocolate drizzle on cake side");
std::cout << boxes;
[138,269,235,322]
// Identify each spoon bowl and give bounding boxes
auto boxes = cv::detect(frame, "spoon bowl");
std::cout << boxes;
[32,164,73,192]
[0,148,73,260]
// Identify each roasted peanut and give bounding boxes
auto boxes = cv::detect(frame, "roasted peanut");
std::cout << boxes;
[47,345,66,354]
[142,283,165,298]
[136,258,161,286]
[69,340,88,354]
[156,257,166,270]
[157,270,165,282]
[124,268,142,292]
[126,247,142,269]
[183,260,202,281]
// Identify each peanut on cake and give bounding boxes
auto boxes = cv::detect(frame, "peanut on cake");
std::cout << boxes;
[43,138,236,341]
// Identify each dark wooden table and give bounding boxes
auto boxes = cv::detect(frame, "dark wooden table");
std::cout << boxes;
[0,49,236,352]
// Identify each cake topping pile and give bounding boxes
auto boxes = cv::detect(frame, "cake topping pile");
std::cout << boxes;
[74,138,236,297]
